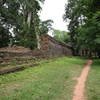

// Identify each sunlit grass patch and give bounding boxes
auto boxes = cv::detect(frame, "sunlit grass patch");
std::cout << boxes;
[86,59,100,100]
[0,57,86,100]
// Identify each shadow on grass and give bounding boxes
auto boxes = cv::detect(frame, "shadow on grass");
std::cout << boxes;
[92,59,100,67]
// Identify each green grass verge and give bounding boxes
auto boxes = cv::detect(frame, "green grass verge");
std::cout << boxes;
[0,57,85,100]
[86,59,100,100]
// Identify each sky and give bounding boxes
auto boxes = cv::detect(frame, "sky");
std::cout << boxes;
[40,0,68,31]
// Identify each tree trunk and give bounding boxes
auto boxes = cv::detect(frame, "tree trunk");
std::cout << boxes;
[27,11,32,28]
[9,38,13,47]
[70,35,76,56]
[36,33,41,49]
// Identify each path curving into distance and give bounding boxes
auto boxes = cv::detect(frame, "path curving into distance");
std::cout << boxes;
[72,59,93,100]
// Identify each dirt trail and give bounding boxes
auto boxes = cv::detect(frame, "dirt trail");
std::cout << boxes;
[72,59,93,100]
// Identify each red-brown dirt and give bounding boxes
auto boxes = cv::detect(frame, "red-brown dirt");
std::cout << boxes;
[72,59,93,100]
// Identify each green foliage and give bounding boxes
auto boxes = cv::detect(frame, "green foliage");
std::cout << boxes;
[77,11,100,52]
[0,0,45,49]
[39,20,53,34]
[64,0,84,55]
[64,0,100,56]
[0,57,85,100]
[0,0,20,47]
[53,29,70,43]
[86,59,100,100]
[0,26,10,47]
[13,0,44,49]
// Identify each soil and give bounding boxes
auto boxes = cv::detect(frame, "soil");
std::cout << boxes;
[72,60,93,100]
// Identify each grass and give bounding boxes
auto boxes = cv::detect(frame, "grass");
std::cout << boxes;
[86,59,100,100]
[0,57,86,100]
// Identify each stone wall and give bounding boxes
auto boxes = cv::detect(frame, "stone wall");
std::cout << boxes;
[40,34,73,56]
[0,34,73,58]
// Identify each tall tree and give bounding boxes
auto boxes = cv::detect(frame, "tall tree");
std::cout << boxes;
[0,0,45,49]
[77,0,100,57]
[0,0,20,47]
[64,0,100,57]
[14,0,45,49]
[63,0,84,55]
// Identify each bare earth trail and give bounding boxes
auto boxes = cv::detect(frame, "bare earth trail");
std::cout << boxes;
[72,59,93,100]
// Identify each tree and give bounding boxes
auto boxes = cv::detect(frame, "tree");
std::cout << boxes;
[0,25,10,48]
[63,0,84,55]
[14,0,45,49]
[39,20,53,34]
[77,0,100,57]
[53,29,70,43]
[0,0,19,47]
[64,0,100,57]
[0,0,45,49]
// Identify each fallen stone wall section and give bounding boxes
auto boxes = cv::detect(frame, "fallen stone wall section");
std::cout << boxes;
[0,63,39,75]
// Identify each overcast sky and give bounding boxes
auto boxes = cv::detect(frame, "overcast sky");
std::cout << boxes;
[40,0,68,31]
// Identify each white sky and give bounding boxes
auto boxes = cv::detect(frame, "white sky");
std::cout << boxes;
[40,0,68,31]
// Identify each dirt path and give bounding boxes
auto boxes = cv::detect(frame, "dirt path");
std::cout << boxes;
[72,59,93,100]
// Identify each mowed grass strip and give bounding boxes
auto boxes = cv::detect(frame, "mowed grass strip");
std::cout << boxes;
[86,59,100,100]
[0,57,85,100]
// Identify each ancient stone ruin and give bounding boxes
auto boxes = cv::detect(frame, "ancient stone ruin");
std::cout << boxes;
[0,34,73,58]
[0,34,73,74]
[40,34,72,56]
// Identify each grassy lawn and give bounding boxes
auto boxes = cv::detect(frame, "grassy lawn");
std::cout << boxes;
[86,59,100,100]
[0,57,85,100]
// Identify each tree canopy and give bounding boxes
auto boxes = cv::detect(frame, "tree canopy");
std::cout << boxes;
[0,0,54,49]
[53,29,70,43]
[64,0,100,57]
